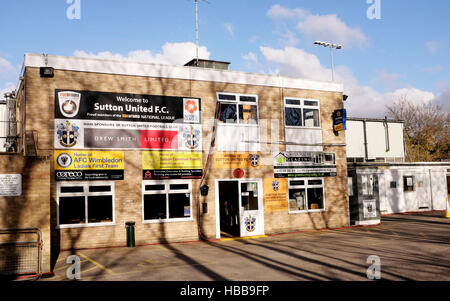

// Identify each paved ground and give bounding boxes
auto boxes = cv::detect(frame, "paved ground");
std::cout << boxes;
[44,212,450,281]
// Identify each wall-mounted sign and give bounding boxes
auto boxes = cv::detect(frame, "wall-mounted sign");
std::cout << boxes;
[54,90,201,151]
[333,109,347,132]
[214,152,262,169]
[263,178,288,212]
[274,152,337,178]
[142,151,203,179]
[0,174,22,196]
[363,199,377,218]
[55,150,124,181]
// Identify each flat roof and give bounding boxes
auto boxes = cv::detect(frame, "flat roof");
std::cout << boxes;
[23,53,344,93]
[347,117,405,124]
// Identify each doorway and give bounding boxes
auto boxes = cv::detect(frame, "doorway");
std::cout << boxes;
[215,179,264,239]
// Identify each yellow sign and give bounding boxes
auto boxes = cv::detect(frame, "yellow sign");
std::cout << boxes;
[55,151,124,170]
[214,152,262,169]
[263,178,288,212]
[142,151,202,170]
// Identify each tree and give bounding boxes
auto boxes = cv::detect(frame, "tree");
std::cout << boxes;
[386,95,450,162]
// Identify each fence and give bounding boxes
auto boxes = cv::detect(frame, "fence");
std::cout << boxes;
[0,228,42,279]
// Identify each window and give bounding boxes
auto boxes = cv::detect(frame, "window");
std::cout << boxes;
[288,178,325,212]
[57,182,115,227]
[284,98,320,128]
[217,93,258,125]
[361,175,374,196]
[143,180,193,222]
[403,176,414,192]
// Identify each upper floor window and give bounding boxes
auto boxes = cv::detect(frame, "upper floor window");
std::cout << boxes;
[284,98,320,128]
[217,93,258,125]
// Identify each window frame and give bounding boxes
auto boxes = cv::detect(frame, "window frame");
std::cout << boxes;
[142,180,193,224]
[287,178,326,214]
[403,176,415,192]
[216,92,259,127]
[284,97,321,129]
[56,181,116,229]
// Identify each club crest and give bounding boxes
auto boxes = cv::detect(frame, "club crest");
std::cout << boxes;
[56,153,72,168]
[272,181,280,191]
[56,120,80,148]
[183,125,200,150]
[244,215,256,233]
[249,154,260,167]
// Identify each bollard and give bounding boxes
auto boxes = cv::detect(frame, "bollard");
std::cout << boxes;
[125,221,136,247]
[446,196,450,218]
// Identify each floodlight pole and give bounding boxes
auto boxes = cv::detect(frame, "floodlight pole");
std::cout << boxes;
[314,41,342,82]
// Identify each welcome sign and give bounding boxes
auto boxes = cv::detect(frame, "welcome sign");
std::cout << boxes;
[54,90,202,151]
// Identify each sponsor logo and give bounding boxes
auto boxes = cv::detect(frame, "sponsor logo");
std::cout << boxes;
[183,125,200,150]
[244,215,256,233]
[144,171,152,179]
[58,91,81,118]
[56,120,80,148]
[272,181,280,192]
[56,171,83,179]
[249,154,261,167]
[183,98,199,123]
[56,153,72,168]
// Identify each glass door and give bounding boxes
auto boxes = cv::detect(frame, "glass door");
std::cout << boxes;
[239,180,264,237]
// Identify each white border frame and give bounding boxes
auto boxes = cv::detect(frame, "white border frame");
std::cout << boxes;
[284,97,321,129]
[56,181,116,229]
[287,178,326,214]
[142,179,194,224]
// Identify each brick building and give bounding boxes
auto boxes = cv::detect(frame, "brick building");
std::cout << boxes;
[0,53,349,274]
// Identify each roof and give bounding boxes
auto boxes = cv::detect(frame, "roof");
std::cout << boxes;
[347,117,405,124]
[23,53,344,93]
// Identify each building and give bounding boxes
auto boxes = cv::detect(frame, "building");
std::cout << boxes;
[346,117,406,163]
[345,118,449,223]
[0,53,350,275]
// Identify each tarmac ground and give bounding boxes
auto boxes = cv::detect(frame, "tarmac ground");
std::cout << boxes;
[44,211,449,281]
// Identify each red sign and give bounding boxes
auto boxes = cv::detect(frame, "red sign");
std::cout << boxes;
[140,130,178,149]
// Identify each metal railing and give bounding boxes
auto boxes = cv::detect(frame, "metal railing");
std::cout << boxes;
[0,228,42,279]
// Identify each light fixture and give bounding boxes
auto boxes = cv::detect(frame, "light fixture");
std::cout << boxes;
[40,67,54,78]
[313,41,343,81]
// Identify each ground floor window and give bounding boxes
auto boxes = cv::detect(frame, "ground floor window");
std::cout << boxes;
[57,182,115,227]
[288,178,325,213]
[142,180,193,223]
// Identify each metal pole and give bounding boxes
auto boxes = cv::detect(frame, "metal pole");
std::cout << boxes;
[195,0,199,66]
[330,46,335,82]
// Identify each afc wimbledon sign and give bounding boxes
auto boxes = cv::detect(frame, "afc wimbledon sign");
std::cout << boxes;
[274,152,337,178]
[54,90,202,151]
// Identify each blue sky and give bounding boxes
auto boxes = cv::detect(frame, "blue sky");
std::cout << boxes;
[0,0,448,117]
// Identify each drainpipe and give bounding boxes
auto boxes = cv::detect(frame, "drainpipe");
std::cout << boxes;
[384,116,390,153]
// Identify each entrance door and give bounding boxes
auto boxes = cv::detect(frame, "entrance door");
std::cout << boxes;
[239,180,264,237]
[416,173,430,209]
[216,179,264,238]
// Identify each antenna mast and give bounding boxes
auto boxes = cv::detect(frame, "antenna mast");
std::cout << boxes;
[195,0,199,66]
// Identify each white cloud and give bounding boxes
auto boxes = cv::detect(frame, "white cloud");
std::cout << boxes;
[425,40,439,55]
[74,42,211,66]
[259,46,436,118]
[297,14,369,49]
[267,4,307,20]
[0,57,17,77]
[267,5,369,49]
[224,23,234,38]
